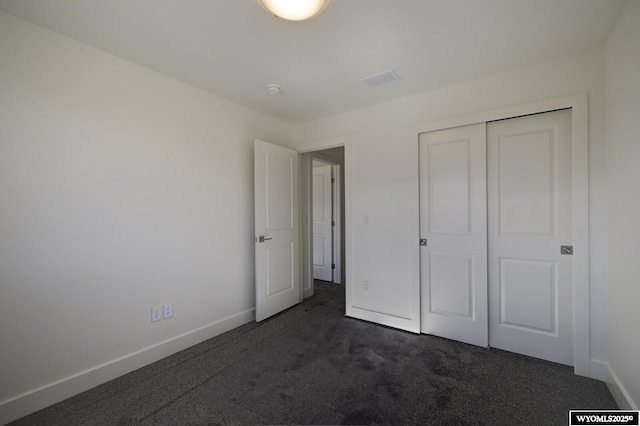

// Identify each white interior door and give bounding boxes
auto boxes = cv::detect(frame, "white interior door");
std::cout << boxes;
[419,123,488,347]
[312,163,333,281]
[487,109,573,365]
[254,139,300,322]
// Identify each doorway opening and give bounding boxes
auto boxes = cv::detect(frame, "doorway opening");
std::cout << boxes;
[301,146,345,299]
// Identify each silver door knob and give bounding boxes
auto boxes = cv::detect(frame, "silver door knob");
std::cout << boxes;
[258,236,272,243]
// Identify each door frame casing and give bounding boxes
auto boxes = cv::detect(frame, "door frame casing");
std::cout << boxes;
[411,94,590,377]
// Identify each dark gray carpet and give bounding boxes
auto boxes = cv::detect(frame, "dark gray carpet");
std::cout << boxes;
[12,282,617,425]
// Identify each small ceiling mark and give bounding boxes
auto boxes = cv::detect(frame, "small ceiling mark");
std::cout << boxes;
[267,84,282,95]
[362,69,401,88]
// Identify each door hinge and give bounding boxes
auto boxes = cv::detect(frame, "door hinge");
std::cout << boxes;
[420,238,427,246]
[332,264,335,269]
[331,178,335,184]
[331,220,335,226]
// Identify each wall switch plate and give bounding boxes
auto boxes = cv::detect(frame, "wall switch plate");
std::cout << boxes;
[151,306,162,322]
[163,303,173,319]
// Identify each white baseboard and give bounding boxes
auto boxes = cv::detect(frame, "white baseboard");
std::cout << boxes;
[605,363,638,410]
[0,309,255,426]
[589,359,608,381]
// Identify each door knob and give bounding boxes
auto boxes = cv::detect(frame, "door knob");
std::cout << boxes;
[258,236,272,243]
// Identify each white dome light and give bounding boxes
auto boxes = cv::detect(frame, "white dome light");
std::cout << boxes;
[258,0,331,21]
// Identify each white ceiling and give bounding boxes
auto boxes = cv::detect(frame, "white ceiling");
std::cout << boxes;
[0,0,629,123]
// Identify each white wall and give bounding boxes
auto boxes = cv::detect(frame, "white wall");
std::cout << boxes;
[0,11,292,423]
[604,0,640,410]
[293,48,609,374]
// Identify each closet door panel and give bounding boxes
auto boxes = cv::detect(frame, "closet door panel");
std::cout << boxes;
[487,109,573,366]
[419,123,488,347]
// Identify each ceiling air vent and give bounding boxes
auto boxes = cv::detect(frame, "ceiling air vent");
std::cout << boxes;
[362,69,400,88]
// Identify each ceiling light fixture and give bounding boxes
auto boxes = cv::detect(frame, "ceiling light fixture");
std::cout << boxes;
[258,0,331,21]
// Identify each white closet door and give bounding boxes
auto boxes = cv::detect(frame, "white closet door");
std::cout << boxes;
[487,109,573,365]
[419,123,488,347]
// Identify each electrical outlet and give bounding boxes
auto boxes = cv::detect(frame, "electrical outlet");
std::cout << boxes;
[163,303,173,319]
[151,306,162,322]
